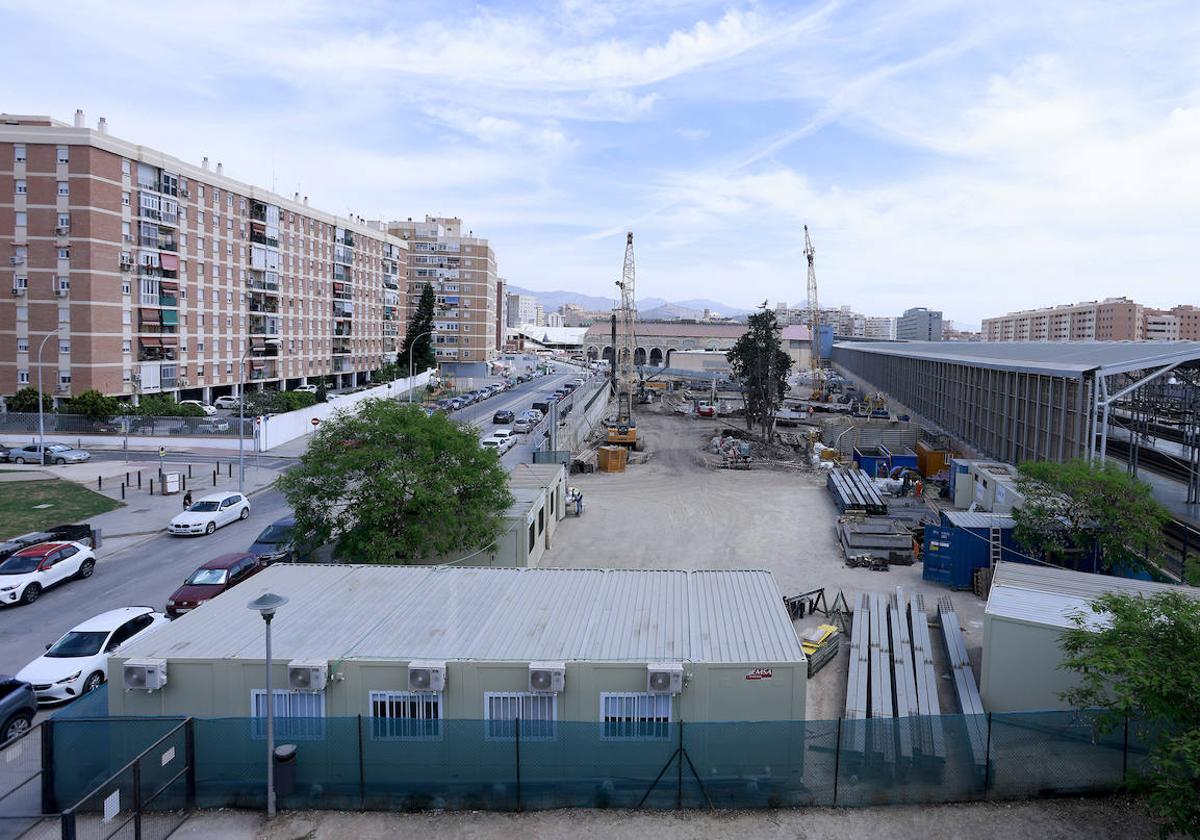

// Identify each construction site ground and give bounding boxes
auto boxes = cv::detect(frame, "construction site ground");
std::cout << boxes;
[547,407,987,720]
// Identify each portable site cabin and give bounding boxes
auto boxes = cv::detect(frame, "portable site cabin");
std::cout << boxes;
[952,461,1024,513]
[439,487,548,568]
[110,564,808,723]
[508,463,567,550]
[981,562,1200,712]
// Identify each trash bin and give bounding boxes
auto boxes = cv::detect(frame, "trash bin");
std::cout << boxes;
[273,744,297,797]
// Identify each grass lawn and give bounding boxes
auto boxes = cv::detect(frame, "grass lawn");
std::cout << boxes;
[0,480,123,540]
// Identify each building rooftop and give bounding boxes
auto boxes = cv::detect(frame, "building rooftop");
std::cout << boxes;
[585,323,746,340]
[514,325,589,347]
[119,565,805,665]
[780,325,812,341]
[833,340,1200,378]
[507,463,565,490]
[985,562,1200,630]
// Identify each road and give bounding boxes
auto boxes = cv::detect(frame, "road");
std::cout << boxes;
[0,360,598,695]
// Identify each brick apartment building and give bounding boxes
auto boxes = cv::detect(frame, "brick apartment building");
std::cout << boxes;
[388,216,501,376]
[1,111,408,406]
[981,297,1200,342]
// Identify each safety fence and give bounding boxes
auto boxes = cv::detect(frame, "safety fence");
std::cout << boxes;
[26,709,1159,822]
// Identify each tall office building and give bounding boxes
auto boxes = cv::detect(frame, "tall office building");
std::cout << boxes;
[389,216,498,374]
[0,112,406,406]
[896,307,944,341]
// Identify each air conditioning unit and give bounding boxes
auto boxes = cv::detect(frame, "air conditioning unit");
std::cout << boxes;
[646,663,684,695]
[56,289,68,297]
[56,384,70,393]
[120,262,132,272]
[287,659,328,692]
[10,288,23,296]
[407,660,446,693]
[528,662,566,694]
[55,226,70,236]
[123,658,168,691]
[9,257,25,265]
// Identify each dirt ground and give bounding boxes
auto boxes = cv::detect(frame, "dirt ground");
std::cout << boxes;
[541,408,988,720]
[176,796,1161,839]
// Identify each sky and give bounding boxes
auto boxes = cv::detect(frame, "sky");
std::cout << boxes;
[3,1,1198,328]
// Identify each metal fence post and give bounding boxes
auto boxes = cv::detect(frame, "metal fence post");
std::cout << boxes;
[41,720,56,814]
[676,721,683,810]
[132,757,142,840]
[185,717,197,810]
[832,718,842,807]
[983,713,993,795]
[514,717,522,813]
[357,714,366,809]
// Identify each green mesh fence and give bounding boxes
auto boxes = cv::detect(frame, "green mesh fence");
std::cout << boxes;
[47,710,1163,813]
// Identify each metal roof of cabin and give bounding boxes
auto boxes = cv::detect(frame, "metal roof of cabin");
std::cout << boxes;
[119,564,805,664]
[832,340,1200,378]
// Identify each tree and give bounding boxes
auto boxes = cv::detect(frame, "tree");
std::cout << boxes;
[397,283,437,376]
[315,380,328,403]
[1060,591,1200,837]
[1013,459,1170,574]
[276,399,513,563]
[8,387,53,413]
[61,389,124,421]
[242,390,315,415]
[725,306,792,435]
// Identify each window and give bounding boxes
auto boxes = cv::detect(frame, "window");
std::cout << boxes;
[123,368,132,382]
[58,247,70,260]
[122,191,130,207]
[56,146,69,164]
[528,523,535,553]
[122,159,131,176]
[121,280,131,295]
[122,340,131,353]
[14,144,25,163]
[17,339,29,353]
[58,213,70,229]
[58,306,70,323]
[538,508,544,536]
[601,693,672,740]
[59,341,70,354]
[369,691,442,739]
[57,276,69,293]
[250,689,326,740]
[59,372,71,385]
[122,310,131,325]
[14,212,27,228]
[484,692,557,740]
[15,180,26,195]
[12,275,27,292]
[18,370,29,384]
[57,181,69,196]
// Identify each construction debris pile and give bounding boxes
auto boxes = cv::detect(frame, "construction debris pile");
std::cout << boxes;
[826,466,937,570]
[708,434,754,469]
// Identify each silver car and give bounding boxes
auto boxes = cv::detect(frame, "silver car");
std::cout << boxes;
[11,443,90,465]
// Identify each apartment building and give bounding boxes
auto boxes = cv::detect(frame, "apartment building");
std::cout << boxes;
[896,307,944,341]
[0,112,407,406]
[389,216,499,374]
[863,316,897,340]
[505,293,536,327]
[978,297,1199,342]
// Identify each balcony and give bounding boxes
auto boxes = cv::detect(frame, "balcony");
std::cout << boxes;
[332,357,348,373]
[246,272,280,294]
[332,305,353,320]
[158,294,178,308]
[333,324,353,337]
[249,315,281,336]
[250,203,268,222]
[249,302,279,314]
[332,341,351,355]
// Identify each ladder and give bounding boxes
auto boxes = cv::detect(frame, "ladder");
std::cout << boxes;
[988,524,1002,569]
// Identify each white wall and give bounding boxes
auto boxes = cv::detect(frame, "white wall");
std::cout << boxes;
[259,370,433,451]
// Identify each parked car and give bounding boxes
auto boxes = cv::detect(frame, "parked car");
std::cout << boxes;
[10,443,90,465]
[17,607,168,704]
[248,516,298,563]
[491,429,517,447]
[0,444,10,463]
[294,384,319,394]
[0,526,96,565]
[525,408,544,423]
[0,677,37,743]
[212,395,242,410]
[169,493,251,536]
[0,541,96,606]
[492,410,515,424]
[166,553,264,618]
[481,437,509,454]
[178,400,217,416]
[512,418,533,433]
[196,418,231,434]
[696,402,716,418]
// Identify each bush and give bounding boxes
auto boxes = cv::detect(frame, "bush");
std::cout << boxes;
[61,390,125,421]
[7,387,53,413]
[134,395,204,417]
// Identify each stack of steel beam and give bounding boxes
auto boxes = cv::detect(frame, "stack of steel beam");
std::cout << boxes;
[827,468,889,515]
[937,596,988,770]
[908,593,945,762]
[844,593,870,756]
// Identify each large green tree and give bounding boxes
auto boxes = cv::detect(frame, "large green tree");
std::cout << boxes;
[8,387,53,413]
[1014,459,1170,573]
[1061,591,1200,837]
[61,389,125,420]
[277,399,512,563]
[397,282,437,377]
[726,306,792,434]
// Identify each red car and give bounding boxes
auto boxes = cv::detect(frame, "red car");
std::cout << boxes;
[165,553,263,618]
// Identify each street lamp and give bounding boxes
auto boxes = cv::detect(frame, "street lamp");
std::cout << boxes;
[35,329,63,464]
[407,329,437,404]
[247,592,289,819]
[239,338,282,493]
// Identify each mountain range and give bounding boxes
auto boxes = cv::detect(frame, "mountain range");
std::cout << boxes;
[506,286,753,319]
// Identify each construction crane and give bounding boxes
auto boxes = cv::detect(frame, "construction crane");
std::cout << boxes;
[805,224,824,400]
[607,231,644,451]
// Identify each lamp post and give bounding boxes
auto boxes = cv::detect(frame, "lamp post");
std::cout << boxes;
[35,330,61,464]
[407,329,437,404]
[247,592,289,819]
[239,338,281,493]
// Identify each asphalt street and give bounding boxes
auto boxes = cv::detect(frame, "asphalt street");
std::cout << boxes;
[0,362,598,698]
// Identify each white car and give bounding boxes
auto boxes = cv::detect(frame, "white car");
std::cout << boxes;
[0,541,96,607]
[17,607,168,703]
[178,400,217,416]
[169,492,251,536]
[294,384,319,394]
[213,395,242,410]
[484,433,516,454]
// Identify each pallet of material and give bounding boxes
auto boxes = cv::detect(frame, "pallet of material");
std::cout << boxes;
[827,469,889,515]
[937,597,988,772]
[838,517,915,564]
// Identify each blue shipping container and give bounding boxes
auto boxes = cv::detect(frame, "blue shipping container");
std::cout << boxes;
[922,516,1022,590]
[854,446,890,478]
[881,445,918,474]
